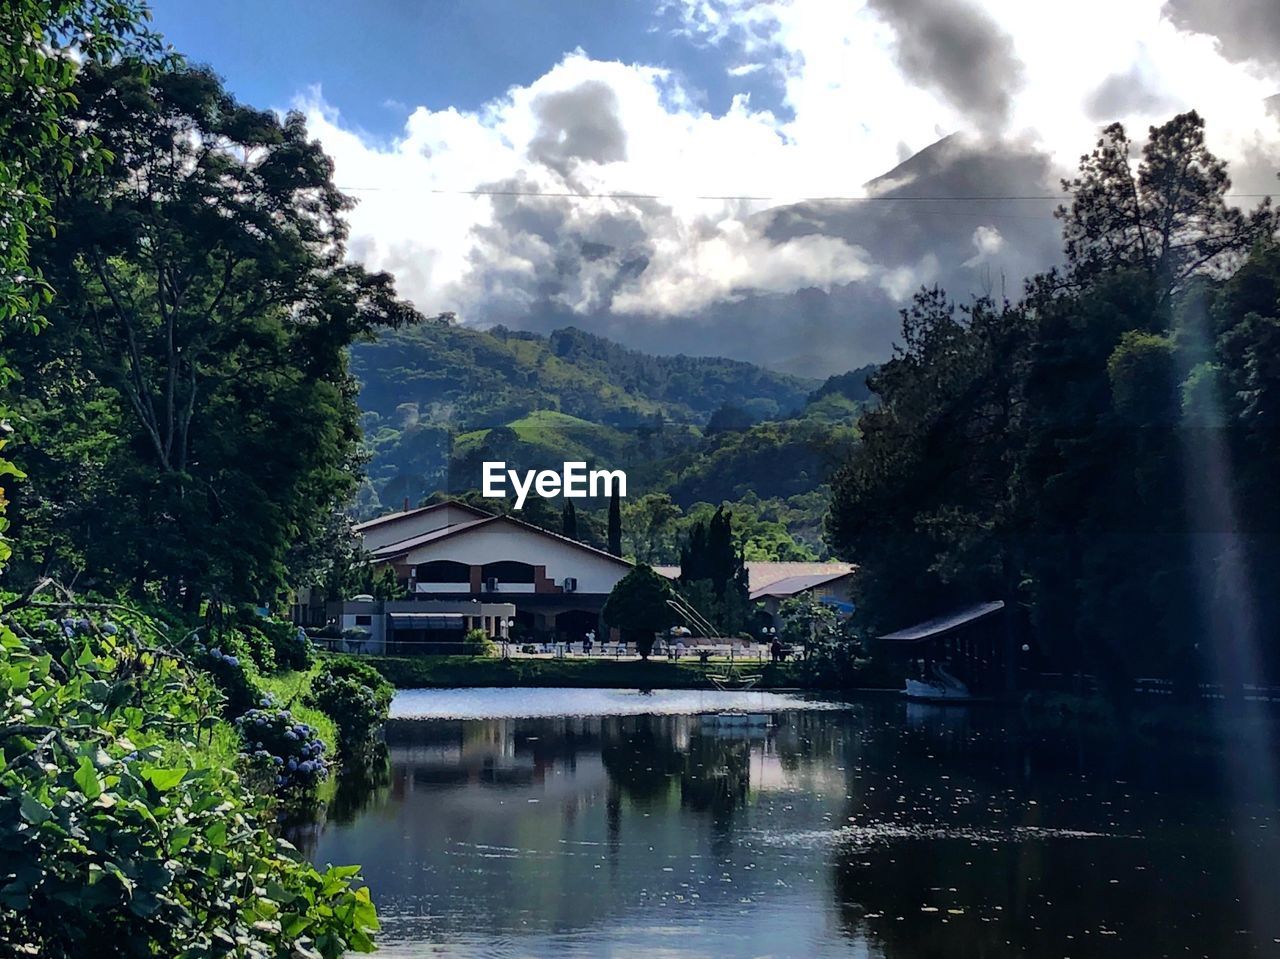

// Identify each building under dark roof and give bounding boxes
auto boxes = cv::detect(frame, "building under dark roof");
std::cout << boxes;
[879,601,1005,643]
[879,601,1011,696]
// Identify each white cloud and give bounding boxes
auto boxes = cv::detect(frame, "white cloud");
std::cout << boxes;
[963,224,1005,267]
[299,0,1280,366]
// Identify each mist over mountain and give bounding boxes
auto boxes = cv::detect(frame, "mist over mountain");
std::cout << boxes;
[444,135,1065,379]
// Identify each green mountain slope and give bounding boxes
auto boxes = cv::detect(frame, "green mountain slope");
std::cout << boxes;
[354,319,816,432]
[354,319,819,506]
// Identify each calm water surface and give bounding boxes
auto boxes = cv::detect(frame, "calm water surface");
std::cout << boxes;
[307,688,1280,958]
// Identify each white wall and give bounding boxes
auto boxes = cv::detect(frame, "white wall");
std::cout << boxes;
[402,518,630,594]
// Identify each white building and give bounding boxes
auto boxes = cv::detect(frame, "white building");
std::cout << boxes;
[357,501,634,640]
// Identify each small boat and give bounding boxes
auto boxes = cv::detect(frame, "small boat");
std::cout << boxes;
[700,711,771,727]
[904,663,972,702]
[708,672,761,691]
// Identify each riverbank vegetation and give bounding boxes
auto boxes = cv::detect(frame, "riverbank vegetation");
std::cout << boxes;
[0,2,401,952]
[354,653,899,691]
[0,590,381,956]
[827,112,1280,697]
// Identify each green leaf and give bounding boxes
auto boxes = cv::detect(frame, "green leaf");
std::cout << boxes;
[74,757,102,800]
[140,766,186,791]
[206,820,228,848]
[19,792,52,825]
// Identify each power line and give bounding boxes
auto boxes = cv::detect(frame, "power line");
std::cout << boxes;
[336,184,1275,203]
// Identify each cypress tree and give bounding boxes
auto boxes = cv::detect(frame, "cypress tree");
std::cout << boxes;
[608,489,622,556]
[562,499,578,540]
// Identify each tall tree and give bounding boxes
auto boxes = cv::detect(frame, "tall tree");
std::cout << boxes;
[0,1,158,568]
[623,492,681,564]
[826,289,1026,633]
[1057,111,1273,301]
[678,506,750,634]
[827,111,1280,696]
[561,499,578,540]
[8,61,419,604]
[607,488,622,556]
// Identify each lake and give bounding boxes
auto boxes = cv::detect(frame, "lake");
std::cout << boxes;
[306,688,1280,957]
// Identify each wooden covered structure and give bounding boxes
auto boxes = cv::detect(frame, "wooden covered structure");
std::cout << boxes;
[879,601,1010,696]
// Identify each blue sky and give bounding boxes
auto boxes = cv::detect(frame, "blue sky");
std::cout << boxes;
[147,0,786,139]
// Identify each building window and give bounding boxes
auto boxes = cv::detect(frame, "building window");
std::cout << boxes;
[415,560,471,583]
[355,615,372,626]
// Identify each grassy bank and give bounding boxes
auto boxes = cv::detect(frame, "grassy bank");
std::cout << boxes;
[253,663,340,756]
[352,654,900,691]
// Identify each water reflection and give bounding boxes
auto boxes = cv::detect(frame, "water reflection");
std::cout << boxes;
[310,694,1280,958]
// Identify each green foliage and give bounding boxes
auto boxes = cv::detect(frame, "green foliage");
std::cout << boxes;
[234,624,278,674]
[677,506,751,635]
[354,320,814,502]
[267,621,316,673]
[236,702,330,793]
[827,111,1280,694]
[602,564,681,658]
[623,492,682,563]
[561,499,578,539]
[608,488,623,556]
[317,658,394,713]
[462,627,497,657]
[0,1,159,571]
[6,59,420,606]
[307,659,392,760]
[197,643,260,719]
[0,603,378,956]
[779,593,836,650]
[1058,112,1273,298]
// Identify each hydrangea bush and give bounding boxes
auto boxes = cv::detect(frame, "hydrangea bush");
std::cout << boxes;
[263,621,316,672]
[0,600,378,956]
[235,701,330,792]
[197,643,259,717]
[308,659,394,759]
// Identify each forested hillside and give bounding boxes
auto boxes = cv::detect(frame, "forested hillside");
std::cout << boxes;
[354,321,815,432]
[352,321,871,556]
[351,320,872,560]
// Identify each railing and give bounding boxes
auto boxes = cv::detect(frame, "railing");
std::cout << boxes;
[1027,671,1280,702]
[1132,678,1280,702]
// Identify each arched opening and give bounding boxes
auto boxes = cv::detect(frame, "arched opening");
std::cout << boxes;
[481,561,536,584]
[415,560,471,584]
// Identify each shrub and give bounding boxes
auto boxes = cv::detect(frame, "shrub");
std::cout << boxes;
[0,601,379,957]
[602,564,680,660]
[463,627,496,657]
[235,702,330,792]
[266,620,315,672]
[197,644,260,718]
[308,659,393,758]
[233,624,276,673]
[319,658,394,712]
[226,611,314,674]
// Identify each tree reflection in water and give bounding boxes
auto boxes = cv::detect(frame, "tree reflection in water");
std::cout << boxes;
[303,697,1280,958]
